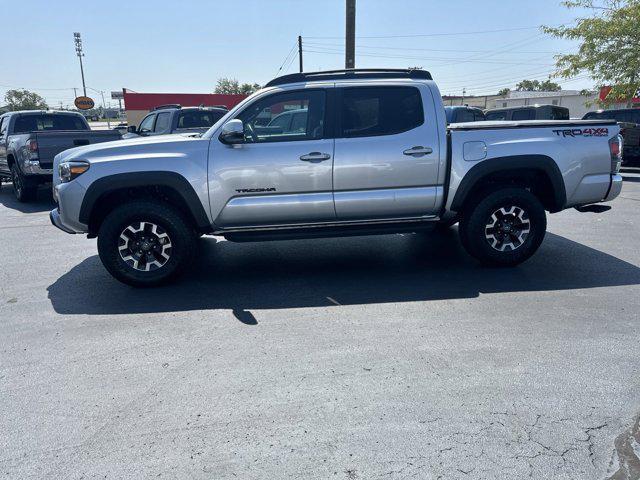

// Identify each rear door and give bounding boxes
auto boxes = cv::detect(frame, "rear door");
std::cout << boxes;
[332,83,441,220]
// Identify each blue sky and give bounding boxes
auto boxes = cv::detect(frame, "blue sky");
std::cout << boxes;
[1,0,593,108]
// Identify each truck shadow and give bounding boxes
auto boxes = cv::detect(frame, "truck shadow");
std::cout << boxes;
[0,183,55,213]
[47,230,640,322]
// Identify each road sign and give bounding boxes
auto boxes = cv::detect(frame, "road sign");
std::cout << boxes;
[74,96,95,110]
[111,91,124,100]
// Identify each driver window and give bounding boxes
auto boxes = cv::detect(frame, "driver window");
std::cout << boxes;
[236,90,325,143]
[139,114,156,133]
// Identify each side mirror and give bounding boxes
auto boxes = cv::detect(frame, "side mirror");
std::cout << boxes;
[219,119,244,145]
[127,125,137,134]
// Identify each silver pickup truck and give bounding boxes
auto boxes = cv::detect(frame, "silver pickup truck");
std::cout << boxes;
[50,69,623,287]
[0,110,121,201]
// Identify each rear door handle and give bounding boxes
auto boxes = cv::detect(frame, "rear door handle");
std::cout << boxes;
[300,152,331,162]
[403,146,433,157]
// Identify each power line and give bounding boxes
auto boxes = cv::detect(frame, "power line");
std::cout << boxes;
[275,41,298,77]
[303,41,564,55]
[305,25,547,39]
[303,48,554,66]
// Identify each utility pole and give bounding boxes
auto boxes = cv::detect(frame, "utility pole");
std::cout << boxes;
[345,0,356,69]
[73,33,87,97]
[298,35,303,73]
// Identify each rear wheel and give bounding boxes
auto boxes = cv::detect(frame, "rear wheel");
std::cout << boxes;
[97,201,198,287]
[11,164,37,202]
[458,187,546,266]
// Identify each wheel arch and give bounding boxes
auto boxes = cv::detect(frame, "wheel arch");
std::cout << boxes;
[450,155,566,214]
[80,171,212,235]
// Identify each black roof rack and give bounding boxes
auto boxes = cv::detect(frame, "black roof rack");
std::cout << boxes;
[264,68,432,87]
[153,104,181,111]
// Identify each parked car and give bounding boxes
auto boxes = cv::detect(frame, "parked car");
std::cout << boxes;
[0,110,122,202]
[124,105,228,138]
[485,105,570,121]
[583,108,640,167]
[444,106,486,123]
[50,68,622,287]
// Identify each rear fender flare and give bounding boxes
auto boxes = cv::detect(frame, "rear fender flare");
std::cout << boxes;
[450,155,566,213]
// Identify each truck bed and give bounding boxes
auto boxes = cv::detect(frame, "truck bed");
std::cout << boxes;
[33,130,122,168]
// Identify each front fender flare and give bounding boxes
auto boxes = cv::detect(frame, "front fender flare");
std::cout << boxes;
[79,171,211,229]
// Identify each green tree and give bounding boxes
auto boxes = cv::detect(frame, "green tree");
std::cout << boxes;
[214,78,261,95]
[515,79,562,91]
[497,88,511,96]
[4,89,48,111]
[539,79,562,91]
[543,0,640,106]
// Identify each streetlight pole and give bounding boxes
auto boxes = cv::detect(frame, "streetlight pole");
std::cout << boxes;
[345,0,356,69]
[87,87,111,129]
[73,33,87,97]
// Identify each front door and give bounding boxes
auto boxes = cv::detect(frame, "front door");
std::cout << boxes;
[209,88,335,228]
[332,84,441,220]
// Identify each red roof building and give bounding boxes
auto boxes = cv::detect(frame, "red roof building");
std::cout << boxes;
[122,89,248,126]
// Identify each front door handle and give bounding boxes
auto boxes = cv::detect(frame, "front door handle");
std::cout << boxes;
[300,152,331,162]
[403,146,433,157]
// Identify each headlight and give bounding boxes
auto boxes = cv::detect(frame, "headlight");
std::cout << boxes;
[59,161,90,183]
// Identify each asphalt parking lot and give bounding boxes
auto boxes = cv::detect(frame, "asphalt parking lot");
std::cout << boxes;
[1,175,639,480]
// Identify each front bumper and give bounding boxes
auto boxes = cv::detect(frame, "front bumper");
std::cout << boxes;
[604,174,623,202]
[50,208,76,234]
[50,180,89,234]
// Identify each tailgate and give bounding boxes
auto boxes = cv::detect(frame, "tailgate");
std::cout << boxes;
[35,131,121,168]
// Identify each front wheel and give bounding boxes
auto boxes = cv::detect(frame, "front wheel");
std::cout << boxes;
[97,201,198,287]
[458,188,546,267]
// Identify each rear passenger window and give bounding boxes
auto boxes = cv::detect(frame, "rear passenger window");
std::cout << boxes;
[512,109,535,121]
[340,86,423,138]
[486,112,507,121]
[551,108,569,120]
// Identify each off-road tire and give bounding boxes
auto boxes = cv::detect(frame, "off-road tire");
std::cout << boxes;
[11,164,37,202]
[97,201,198,287]
[458,187,546,267]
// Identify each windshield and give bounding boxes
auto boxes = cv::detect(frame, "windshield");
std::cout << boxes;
[13,114,88,133]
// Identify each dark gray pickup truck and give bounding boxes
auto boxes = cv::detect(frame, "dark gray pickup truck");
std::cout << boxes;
[0,110,121,202]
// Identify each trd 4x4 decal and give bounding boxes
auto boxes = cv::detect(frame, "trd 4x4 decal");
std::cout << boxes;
[552,128,609,138]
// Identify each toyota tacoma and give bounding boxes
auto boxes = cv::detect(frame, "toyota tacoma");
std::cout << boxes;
[49,69,623,286]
